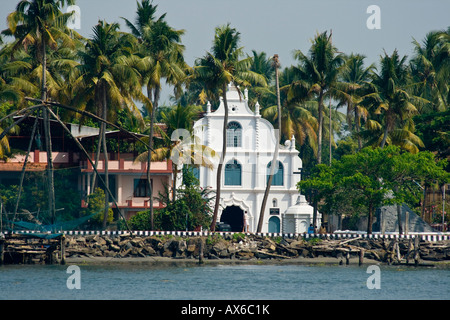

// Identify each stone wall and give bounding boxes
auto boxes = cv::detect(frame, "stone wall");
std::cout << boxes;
[64,233,450,264]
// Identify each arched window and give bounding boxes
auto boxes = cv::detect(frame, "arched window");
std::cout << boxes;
[226,121,242,147]
[225,159,242,185]
[267,161,284,186]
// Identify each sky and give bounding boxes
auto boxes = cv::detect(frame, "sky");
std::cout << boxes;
[1,0,449,104]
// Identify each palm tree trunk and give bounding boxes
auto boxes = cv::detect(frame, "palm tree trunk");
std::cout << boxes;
[354,104,362,150]
[380,125,389,148]
[41,38,56,228]
[380,112,391,148]
[101,87,109,229]
[91,126,103,194]
[211,82,229,231]
[258,55,281,233]
[147,85,159,230]
[317,90,324,164]
[329,97,332,166]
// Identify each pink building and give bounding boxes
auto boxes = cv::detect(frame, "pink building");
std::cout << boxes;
[0,116,173,221]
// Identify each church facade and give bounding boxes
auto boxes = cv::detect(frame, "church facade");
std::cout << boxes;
[192,84,309,233]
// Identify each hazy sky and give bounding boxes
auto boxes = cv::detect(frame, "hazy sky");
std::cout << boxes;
[1,0,449,104]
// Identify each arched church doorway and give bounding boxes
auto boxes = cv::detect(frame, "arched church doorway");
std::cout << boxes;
[220,206,244,232]
[268,216,280,233]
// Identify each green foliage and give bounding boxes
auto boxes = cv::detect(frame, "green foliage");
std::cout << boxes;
[128,177,214,231]
[82,187,113,228]
[0,169,81,223]
[298,146,450,233]
[414,109,450,163]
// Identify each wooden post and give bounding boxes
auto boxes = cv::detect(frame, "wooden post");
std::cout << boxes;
[198,238,204,264]
[60,235,66,265]
[414,235,420,266]
[345,252,350,265]
[0,236,4,265]
[406,238,412,264]
[359,249,364,266]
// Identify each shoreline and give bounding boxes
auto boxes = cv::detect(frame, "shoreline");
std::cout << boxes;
[64,255,448,268]
[3,232,450,267]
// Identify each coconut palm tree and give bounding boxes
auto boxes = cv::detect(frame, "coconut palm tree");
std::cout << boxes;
[123,0,187,229]
[1,0,77,225]
[74,20,144,228]
[362,50,424,151]
[135,103,216,200]
[338,53,375,150]
[195,24,266,231]
[289,31,345,164]
[410,28,450,112]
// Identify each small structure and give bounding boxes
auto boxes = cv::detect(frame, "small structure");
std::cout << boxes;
[0,232,65,265]
[282,195,321,234]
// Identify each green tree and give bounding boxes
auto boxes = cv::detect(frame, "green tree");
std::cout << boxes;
[361,50,424,152]
[289,31,345,164]
[410,28,450,112]
[128,170,214,231]
[75,20,144,228]
[83,187,113,229]
[2,0,78,225]
[338,53,375,150]
[299,146,449,234]
[123,0,187,230]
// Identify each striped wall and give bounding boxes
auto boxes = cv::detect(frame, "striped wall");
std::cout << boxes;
[3,230,450,242]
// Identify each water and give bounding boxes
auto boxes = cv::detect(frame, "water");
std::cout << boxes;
[0,262,448,300]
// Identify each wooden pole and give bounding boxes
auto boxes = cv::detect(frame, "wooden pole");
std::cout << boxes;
[359,248,364,266]
[60,235,66,265]
[414,235,420,266]
[198,238,204,264]
[0,235,4,265]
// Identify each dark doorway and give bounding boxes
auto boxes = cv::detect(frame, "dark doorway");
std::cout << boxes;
[220,206,244,232]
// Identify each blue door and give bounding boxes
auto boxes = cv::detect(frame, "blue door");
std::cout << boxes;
[268,216,280,233]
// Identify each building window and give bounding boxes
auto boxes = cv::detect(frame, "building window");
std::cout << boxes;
[226,121,242,147]
[134,178,152,197]
[225,159,242,186]
[267,161,284,186]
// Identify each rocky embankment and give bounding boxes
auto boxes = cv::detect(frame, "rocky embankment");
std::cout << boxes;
[64,233,450,265]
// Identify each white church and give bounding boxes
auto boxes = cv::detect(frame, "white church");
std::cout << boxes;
[192,84,320,233]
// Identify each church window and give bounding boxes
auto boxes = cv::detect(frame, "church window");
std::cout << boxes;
[226,121,242,147]
[225,159,242,186]
[267,161,284,186]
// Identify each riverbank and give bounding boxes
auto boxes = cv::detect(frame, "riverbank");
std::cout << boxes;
[61,232,450,267]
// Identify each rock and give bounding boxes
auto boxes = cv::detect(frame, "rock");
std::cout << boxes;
[109,244,121,252]
[130,237,144,248]
[237,250,254,260]
[289,240,305,250]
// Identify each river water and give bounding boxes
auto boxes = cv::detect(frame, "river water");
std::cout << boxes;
[0,262,448,300]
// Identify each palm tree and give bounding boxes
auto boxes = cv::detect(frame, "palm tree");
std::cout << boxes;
[338,53,375,150]
[195,24,266,231]
[123,0,187,229]
[135,103,215,200]
[258,54,281,232]
[362,50,423,150]
[261,67,319,154]
[289,31,345,164]
[2,0,77,225]
[410,28,450,112]
[75,20,144,228]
